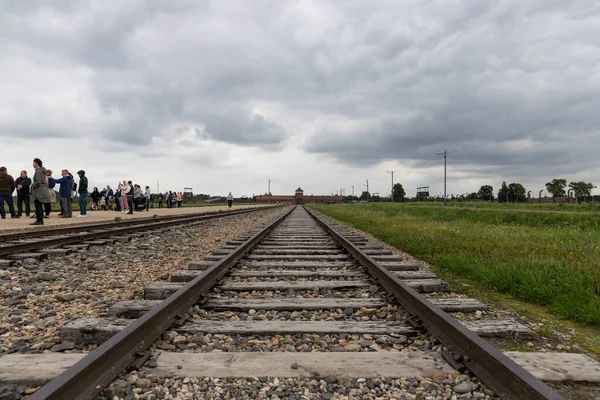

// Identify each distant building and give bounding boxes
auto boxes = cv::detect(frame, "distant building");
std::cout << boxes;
[256,187,344,204]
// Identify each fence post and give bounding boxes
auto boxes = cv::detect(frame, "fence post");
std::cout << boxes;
[567,189,574,204]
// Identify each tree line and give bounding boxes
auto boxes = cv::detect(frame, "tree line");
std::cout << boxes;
[493,179,596,203]
[348,179,595,203]
[346,183,407,202]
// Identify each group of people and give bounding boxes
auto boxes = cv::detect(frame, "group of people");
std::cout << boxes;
[0,158,190,226]
[156,191,185,209]
[0,158,87,225]
[88,187,188,212]
[87,181,150,214]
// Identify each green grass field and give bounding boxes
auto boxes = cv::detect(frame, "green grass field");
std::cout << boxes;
[310,203,600,326]
[393,201,600,212]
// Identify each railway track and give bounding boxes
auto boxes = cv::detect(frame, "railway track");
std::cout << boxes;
[2,206,597,399]
[0,207,273,263]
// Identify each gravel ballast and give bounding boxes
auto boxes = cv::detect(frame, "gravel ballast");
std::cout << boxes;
[0,207,287,355]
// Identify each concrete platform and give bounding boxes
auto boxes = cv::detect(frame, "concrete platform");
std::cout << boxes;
[0,205,271,233]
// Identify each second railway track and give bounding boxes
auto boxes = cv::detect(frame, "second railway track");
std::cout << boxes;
[0,207,273,261]
[2,206,597,399]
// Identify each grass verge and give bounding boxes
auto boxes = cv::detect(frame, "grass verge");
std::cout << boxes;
[310,203,600,327]
[400,201,600,212]
[433,267,600,359]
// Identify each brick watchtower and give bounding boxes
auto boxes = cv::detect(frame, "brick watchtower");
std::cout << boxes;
[295,187,304,204]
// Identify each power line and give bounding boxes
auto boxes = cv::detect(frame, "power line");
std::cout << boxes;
[529,99,600,135]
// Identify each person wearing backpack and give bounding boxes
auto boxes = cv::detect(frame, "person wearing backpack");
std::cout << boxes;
[71,178,77,198]
[90,187,101,211]
[77,170,89,217]
[30,158,50,225]
[44,169,56,218]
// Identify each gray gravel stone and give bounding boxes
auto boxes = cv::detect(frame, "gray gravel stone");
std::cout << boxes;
[51,341,75,352]
[35,271,56,281]
[55,292,77,302]
[135,378,152,388]
[454,381,474,393]
[0,209,284,354]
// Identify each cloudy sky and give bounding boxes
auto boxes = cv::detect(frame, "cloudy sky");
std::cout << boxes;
[2,0,600,198]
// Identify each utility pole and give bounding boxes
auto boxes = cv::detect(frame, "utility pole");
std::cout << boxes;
[387,171,394,202]
[351,185,354,197]
[157,180,160,194]
[268,179,271,195]
[363,180,370,202]
[436,151,447,206]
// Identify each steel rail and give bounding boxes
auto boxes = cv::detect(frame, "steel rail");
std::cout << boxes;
[0,207,275,257]
[29,205,294,400]
[304,206,565,400]
[0,207,270,242]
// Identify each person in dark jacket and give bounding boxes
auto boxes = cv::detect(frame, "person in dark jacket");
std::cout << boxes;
[114,188,121,211]
[125,180,134,214]
[15,170,31,217]
[30,158,50,225]
[50,170,73,218]
[90,187,101,211]
[105,185,114,210]
[77,170,88,217]
[0,167,18,219]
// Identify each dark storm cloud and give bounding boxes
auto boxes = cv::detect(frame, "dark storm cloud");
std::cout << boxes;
[2,0,600,176]
[202,113,287,147]
[299,1,600,177]
[305,94,594,172]
[1,0,290,149]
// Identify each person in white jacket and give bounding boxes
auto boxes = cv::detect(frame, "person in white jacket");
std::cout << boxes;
[145,186,152,211]
[119,180,130,214]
